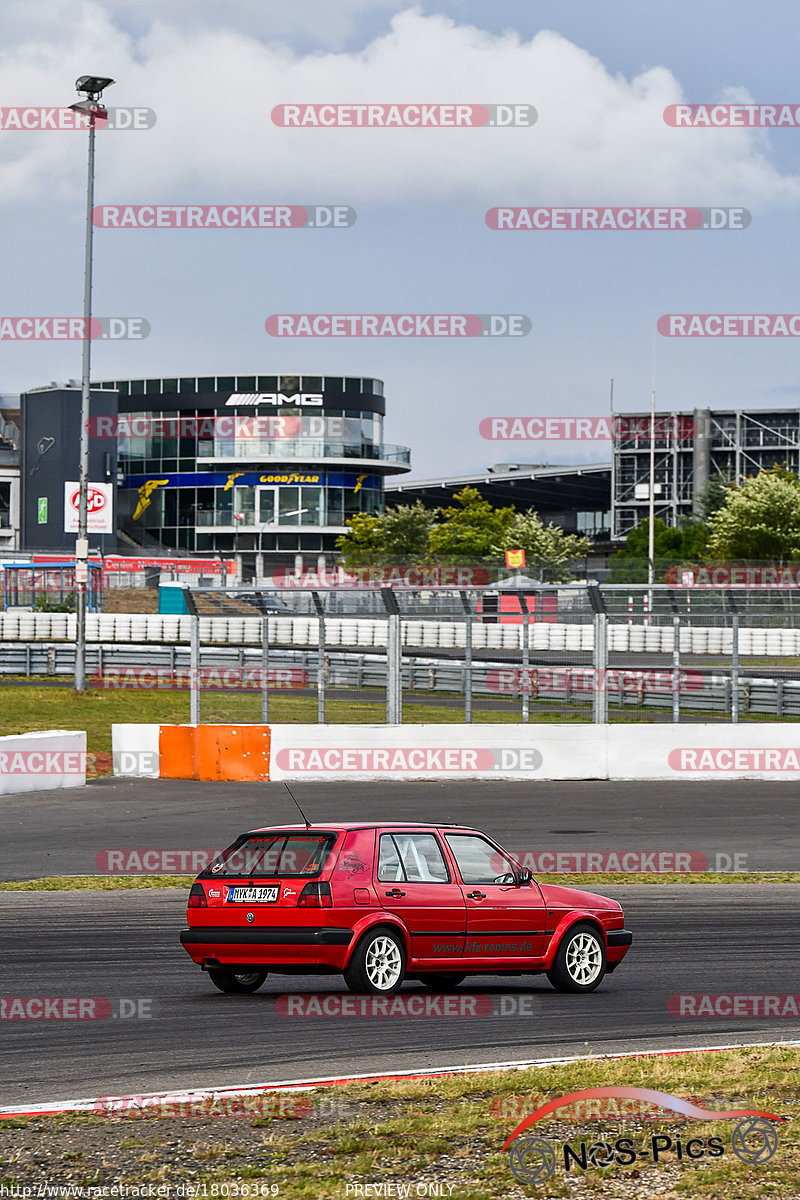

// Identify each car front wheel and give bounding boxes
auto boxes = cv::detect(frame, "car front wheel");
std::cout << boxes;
[546,923,606,993]
[208,967,268,994]
[344,927,406,994]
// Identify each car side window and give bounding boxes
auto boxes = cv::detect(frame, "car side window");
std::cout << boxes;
[445,834,517,884]
[378,835,405,882]
[378,833,450,883]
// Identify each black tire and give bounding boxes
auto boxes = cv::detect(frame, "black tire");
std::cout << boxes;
[546,922,606,993]
[418,973,467,990]
[344,926,406,995]
[208,967,268,994]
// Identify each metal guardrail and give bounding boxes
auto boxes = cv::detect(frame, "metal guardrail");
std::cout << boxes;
[3,639,800,722]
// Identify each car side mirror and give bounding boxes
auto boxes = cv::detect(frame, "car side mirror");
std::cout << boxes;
[517,868,533,886]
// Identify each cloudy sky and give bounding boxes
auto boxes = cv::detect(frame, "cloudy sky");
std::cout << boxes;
[2,0,800,478]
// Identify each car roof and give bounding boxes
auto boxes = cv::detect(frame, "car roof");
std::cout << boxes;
[245,822,480,834]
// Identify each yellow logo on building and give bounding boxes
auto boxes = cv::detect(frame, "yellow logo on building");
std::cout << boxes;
[133,479,169,520]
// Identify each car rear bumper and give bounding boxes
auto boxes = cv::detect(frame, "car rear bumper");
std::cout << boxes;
[180,925,353,968]
[606,929,633,948]
[605,928,633,968]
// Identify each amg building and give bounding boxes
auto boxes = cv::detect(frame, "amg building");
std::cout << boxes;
[20,373,410,571]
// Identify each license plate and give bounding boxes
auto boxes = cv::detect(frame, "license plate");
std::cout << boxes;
[227,886,279,903]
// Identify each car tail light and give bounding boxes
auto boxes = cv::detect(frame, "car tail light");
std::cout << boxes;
[297,881,332,908]
[188,883,207,908]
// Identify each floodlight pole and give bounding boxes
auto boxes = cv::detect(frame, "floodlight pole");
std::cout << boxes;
[647,388,656,623]
[71,79,112,690]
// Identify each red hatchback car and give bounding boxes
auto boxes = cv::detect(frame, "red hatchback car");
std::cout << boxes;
[180,823,632,995]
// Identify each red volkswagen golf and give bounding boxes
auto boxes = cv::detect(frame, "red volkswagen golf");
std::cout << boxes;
[180,823,632,995]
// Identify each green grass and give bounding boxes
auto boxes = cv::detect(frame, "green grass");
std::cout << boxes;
[0,873,797,890]
[2,685,798,770]
[0,1046,797,1196]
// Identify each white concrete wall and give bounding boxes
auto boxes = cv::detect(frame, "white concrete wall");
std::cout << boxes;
[110,721,800,783]
[111,723,160,778]
[0,730,86,795]
[267,723,607,781]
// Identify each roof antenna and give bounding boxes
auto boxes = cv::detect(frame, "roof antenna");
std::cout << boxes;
[284,781,312,829]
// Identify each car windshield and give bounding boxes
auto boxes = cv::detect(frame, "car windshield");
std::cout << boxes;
[205,832,337,878]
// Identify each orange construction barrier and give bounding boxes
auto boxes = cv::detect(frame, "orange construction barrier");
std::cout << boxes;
[159,725,271,781]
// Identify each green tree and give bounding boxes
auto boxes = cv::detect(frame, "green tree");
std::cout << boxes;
[336,501,437,567]
[428,487,515,559]
[695,476,730,521]
[707,466,800,561]
[494,511,591,582]
[609,517,708,583]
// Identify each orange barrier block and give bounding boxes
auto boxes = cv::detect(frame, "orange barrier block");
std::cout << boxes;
[159,725,197,779]
[197,725,271,781]
[159,725,271,781]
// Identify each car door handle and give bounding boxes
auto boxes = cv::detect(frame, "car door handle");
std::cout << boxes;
[466,891,487,900]
[384,889,406,897]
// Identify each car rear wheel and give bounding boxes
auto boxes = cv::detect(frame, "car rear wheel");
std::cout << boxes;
[546,923,606,993]
[418,973,466,990]
[344,927,406,994]
[208,968,268,994]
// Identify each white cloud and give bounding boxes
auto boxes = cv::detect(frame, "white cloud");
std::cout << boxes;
[0,5,799,208]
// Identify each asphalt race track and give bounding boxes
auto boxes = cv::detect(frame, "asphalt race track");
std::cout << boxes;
[2,776,800,877]
[2,779,799,1106]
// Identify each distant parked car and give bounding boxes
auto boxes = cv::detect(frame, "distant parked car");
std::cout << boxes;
[180,822,632,995]
[236,591,293,615]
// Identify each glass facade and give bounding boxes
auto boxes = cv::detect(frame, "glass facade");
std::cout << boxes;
[93,374,408,560]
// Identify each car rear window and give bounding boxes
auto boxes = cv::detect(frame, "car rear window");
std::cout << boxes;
[205,832,338,878]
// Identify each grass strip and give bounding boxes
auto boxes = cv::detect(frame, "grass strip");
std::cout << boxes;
[2,686,798,767]
[0,872,798,890]
[0,1046,797,1196]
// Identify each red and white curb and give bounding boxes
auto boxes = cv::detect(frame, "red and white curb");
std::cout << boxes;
[2,1038,799,1120]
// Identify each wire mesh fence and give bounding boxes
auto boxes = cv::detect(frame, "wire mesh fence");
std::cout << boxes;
[2,579,798,723]
[175,582,800,725]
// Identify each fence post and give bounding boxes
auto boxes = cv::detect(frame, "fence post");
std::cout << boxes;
[382,589,402,725]
[729,593,740,724]
[666,590,681,724]
[190,613,200,724]
[521,597,530,724]
[460,590,473,724]
[593,612,608,723]
[672,614,681,723]
[587,582,607,724]
[310,592,325,724]
[261,614,270,723]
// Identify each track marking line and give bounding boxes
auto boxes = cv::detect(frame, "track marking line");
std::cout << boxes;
[2,1037,799,1120]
